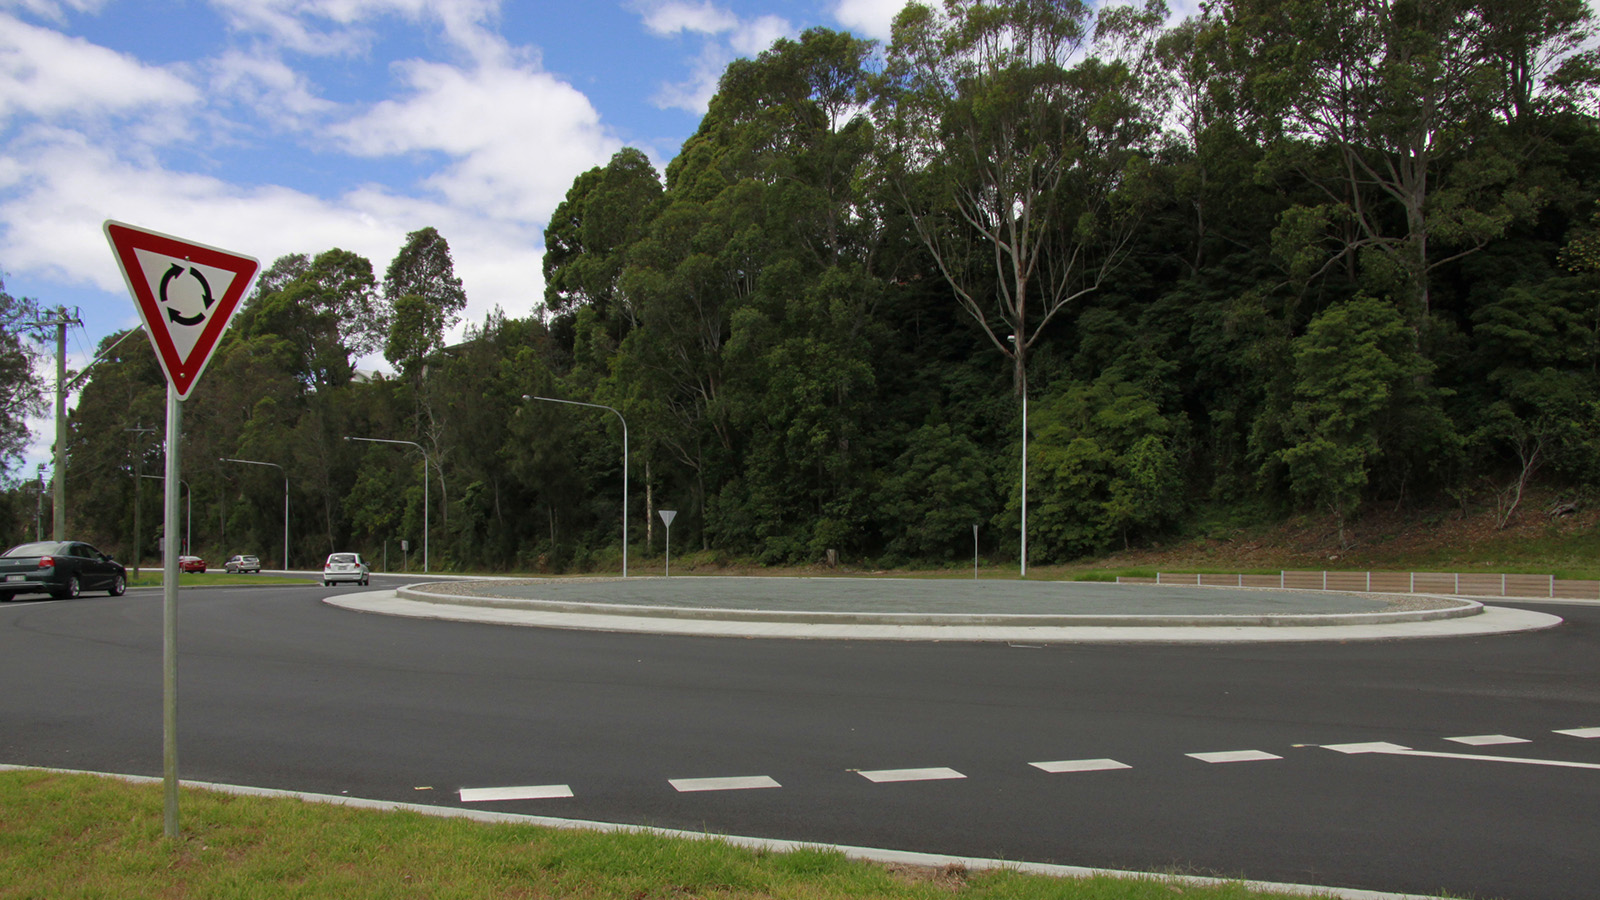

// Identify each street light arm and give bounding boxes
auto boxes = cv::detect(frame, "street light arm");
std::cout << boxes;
[219,457,289,570]
[344,436,431,574]
[525,395,629,577]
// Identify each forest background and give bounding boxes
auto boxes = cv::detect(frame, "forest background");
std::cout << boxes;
[1,0,1598,573]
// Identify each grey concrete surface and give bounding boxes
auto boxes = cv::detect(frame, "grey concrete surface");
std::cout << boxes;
[320,575,1565,642]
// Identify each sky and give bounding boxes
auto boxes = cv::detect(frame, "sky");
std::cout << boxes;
[0,0,1207,477]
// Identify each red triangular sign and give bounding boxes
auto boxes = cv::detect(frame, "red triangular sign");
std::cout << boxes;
[104,220,259,400]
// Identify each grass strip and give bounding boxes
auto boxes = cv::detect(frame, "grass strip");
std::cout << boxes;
[0,770,1386,900]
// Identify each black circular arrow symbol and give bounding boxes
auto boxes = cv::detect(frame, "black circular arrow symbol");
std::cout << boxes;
[159,263,214,327]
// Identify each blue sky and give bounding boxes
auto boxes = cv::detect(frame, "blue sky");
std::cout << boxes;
[0,0,931,472]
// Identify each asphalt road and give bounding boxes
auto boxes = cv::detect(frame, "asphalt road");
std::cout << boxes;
[2,575,1597,900]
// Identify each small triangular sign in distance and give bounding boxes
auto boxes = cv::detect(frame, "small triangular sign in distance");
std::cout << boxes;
[104,220,259,400]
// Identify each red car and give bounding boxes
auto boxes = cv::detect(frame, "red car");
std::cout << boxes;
[178,556,207,573]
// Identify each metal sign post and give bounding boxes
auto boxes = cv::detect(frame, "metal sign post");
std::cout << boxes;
[659,510,677,576]
[105,221,257,841]
[161,387,181,838]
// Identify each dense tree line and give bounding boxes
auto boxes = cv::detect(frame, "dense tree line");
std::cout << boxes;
[4,0,1599,569]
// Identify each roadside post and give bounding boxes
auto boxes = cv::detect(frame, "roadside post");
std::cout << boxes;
[660,509,676,576]
[105,221,258,840]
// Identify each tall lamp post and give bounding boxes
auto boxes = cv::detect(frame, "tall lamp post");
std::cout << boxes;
[526,395,629,577]
[344,436,430,573]
[219,457,288,570]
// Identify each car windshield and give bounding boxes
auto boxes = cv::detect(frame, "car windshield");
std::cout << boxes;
[3,541,67,557]
[327,554,357,565]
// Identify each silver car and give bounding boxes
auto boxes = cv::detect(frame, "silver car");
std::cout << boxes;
[322,552,369,586]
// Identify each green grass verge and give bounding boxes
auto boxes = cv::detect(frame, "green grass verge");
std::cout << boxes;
[0,770,1357,900]
[125,572,318,588]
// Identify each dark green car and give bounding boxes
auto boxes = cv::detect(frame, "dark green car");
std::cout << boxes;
[0,541,128,600]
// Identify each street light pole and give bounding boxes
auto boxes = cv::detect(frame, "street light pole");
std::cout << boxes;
[219,458,288,570]
[527,395,629,577]
[344,437,430,573]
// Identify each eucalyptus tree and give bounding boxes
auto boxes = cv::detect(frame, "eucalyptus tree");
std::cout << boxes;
[873,0,1167,396]
[0,276,43,475]
[383,226,466,372]
[1221,0,1593,325]
[544,148,664,331]
[239,249,382,392]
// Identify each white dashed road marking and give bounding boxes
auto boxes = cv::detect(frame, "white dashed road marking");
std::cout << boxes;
[1555,726,1600,738]
[1187,750,1282,764]
[1446,734,1529,746]
[857,767,966,783]
[459,784,573,802]
[1323,742,1412,754]
[669,776,781,793]
[1030,758,1132,773]
[457,725,1592,803]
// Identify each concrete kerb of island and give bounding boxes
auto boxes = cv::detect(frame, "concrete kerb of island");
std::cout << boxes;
[320,576,1565,643]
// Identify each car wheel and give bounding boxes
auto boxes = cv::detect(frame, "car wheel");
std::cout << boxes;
[53,575,81,600]
[109,574,126,597]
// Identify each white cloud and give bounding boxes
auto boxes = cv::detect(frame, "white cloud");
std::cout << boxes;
[730,13,788,54]
[641,0,737,36]
[829,0,905,42]
[0,0,108,24]
[207,0,505,60]
[0,13,200,128]
[208,48,336,126]
[652,43,733,114]
[334,58,619,222]
[0,126,549,377]
[635,1,793,114]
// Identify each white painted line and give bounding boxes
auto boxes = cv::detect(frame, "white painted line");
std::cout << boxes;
[1029,758,1132,773]
[1323,742,1412,754]
[459,784,573,802]
[1187,750,1282,764]
[857,767,965,783]
[1392,749,1600,770]
[1323,744,1600,771]
[1555,727,1600,739]
[1445,734,1529,746]
[669,775,781,793]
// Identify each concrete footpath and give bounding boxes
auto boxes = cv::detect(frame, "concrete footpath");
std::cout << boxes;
[321,575,1564,642]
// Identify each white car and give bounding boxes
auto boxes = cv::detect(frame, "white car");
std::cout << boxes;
[322,552,370,586]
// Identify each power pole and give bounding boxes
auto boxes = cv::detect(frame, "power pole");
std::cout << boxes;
[29,307,80,540]
[35,463,45,541]
[127,423,156,576]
